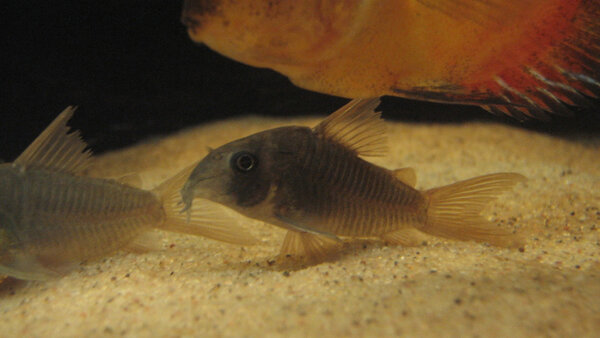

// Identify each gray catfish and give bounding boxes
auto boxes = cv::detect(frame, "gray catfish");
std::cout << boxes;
[0,107,255,280]
[181,98,525,260]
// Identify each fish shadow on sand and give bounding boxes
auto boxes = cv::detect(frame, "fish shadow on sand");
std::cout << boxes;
[229,240,430,272]
[0,277,29,296]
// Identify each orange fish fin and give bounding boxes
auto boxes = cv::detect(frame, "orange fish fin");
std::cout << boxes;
[421,173,526,248]
[153,165,258,246]
[0,253,62,281]
[413,1,599,119]
[313,98,387,157]
[392,167,417,187]
[279,230,342,260]
[381,228,429,247]
[14,106,93,174]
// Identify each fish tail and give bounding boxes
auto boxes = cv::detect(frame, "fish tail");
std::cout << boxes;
[420,173,526,248]
[152,165,258,246]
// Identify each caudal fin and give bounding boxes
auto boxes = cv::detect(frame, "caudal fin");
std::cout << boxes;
[420,173,526,248]
[153,165,258,246]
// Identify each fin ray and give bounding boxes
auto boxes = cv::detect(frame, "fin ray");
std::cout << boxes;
[420,173,526,248]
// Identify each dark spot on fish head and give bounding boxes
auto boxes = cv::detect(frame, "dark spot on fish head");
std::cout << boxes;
[222,126,313,209]
[182,126,314,215]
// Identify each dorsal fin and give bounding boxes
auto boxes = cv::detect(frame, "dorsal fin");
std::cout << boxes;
[14,106,92,174]
[392,167,417,187]
[313,98,387,157]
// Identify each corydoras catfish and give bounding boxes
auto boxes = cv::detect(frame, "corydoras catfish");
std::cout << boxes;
[181,98,526,261]
[0,107,255,280]
[181,0,599,119]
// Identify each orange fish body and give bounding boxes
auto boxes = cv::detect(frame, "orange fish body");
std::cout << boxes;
[182,0,599,118]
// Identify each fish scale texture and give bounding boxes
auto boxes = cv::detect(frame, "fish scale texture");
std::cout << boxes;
[0,115,598,336]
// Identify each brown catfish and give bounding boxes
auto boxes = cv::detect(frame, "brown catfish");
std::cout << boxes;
[0,107,256,280]
[181,98,526,260]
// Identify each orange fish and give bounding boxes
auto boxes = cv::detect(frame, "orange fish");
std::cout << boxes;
[181,0,599,119]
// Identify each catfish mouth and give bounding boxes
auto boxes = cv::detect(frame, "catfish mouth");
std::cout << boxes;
[180,173,224,213]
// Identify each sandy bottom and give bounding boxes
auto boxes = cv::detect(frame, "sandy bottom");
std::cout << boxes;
[0,115,598,336]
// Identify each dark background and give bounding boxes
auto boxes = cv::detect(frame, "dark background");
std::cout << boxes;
[2,1,598,160]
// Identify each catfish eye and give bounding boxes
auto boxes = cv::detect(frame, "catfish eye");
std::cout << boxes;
[231,152,257,173]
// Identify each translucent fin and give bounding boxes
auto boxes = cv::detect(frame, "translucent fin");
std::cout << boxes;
[392,167,417,187]
[153,165,258,246]
[14,106,92,174]
[279,230,342,260]
[0,253,61,281]
[381,228,428,247]
[313,98,387,157]
[123,231,163,253]
[421,173,526,247]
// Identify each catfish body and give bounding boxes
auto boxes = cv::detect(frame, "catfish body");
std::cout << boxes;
[0,164,162,277]
[181,0,599,119]
[182,98,525,260]
[0,107,255,280]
